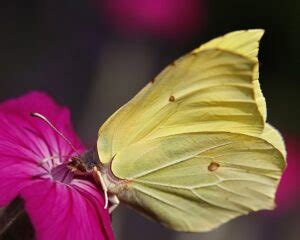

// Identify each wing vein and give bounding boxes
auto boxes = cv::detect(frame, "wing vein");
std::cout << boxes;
[133,184,187,212]
[132,141,236,179]
[191,189,241,213]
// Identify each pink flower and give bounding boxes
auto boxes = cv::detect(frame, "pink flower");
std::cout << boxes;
[0,92,114,240]
[275,135,300,210]
[101,0,207,39]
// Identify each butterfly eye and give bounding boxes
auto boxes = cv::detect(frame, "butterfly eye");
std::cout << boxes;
[208,162,220,172]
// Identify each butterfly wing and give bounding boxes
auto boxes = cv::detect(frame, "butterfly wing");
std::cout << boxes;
[110,132,285,232]
[198,29,266,121]
[98,30,266,164]
[97,30,286,231]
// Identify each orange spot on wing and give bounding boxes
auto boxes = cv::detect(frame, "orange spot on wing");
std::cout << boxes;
[208,162,220,172]
[169,95,175,102]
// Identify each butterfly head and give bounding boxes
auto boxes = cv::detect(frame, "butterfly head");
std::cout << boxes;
[67,148,101,175]
[67,157,89,175]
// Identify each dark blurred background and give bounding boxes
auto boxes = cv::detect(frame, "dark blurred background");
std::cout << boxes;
[1,0,299,239]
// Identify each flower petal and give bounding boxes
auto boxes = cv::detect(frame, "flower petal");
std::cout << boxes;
[0,91,84,158]
[276,135,300,210]
[0,92,83,206]
[0,92,114,239]
[21,179,114,240]
[0,163,34,205]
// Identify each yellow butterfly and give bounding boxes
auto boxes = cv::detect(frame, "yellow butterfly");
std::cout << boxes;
[75,29,286,232]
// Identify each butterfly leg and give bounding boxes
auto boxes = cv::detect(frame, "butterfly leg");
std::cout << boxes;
[92,167,109,209]
[108,195,119,214]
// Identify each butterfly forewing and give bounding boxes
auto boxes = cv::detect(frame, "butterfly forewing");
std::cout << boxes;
[98,30,266,165]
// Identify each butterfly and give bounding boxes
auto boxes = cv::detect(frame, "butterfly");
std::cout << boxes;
[35,29,286,232]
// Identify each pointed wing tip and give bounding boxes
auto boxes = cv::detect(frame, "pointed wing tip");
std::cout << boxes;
[197,29,266,55]
[247,28,265,39]
[231,28,265,40]
[245,28,265,33]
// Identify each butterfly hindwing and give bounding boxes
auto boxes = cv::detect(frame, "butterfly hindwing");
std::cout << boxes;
[110,132,284,231]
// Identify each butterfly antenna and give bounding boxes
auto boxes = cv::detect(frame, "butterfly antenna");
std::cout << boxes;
[30,112,80,156]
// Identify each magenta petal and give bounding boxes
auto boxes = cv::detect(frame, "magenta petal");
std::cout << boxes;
[0,91,84,157]
[0,92,83,205]
[102,0,206,38]
[276,135,300,210]
[21,179,114,240]
[0,92,115,239]
[0,164,32,205]
[0,112,44,206]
